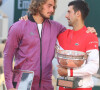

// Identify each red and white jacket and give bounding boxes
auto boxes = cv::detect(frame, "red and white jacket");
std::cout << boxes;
[57,26,99,88]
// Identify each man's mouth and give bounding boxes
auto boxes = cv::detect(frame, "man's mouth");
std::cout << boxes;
[67,19,70,22]
[48,12,53,15]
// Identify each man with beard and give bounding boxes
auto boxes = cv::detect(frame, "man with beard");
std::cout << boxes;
[57,0,99,90]
[4,0,66,90]
[3,0,97,90]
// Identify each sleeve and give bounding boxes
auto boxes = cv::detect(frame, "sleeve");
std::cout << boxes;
[86,34,99,51]
[68,34,99,77]
[3,24,22,89]
[55,21,66,36]
[72,49,99,77]
[58,24,66,35]
[56,40,64,50]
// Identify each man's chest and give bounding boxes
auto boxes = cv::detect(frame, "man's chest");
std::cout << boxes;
[59,33,87,52]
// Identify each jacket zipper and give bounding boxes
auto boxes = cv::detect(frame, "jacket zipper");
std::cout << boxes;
[39,33,42,87]
[36,23,43,87]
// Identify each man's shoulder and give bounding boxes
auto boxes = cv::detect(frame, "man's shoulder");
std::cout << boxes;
[48,19,64,26]
[58,29,71,37]
[85,31,99,51]
[83,26,97,38]
[86,32,98,39]
[60,29,72,34]
[9,20,30,34]
[10,20,30,31]
[48,20,66,32]
[85,32,98,44]
[12,20,28,27]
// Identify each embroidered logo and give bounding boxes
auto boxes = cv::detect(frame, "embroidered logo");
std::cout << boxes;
[30,32,34,36]
[75,43,79,46]
[89,41,98,44]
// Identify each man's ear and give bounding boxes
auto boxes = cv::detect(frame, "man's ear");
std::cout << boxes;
[76,10,81,17]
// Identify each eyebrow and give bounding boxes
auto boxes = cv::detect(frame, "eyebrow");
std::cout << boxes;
[48,3,55,9]
[48,4,53,6]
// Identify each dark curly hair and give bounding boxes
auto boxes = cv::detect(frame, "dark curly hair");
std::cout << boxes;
[28,0,57,15]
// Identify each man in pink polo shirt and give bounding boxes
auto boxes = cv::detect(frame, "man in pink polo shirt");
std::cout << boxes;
[57,0,99,90]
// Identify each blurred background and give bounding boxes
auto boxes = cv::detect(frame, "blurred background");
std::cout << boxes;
[0,0,100,90]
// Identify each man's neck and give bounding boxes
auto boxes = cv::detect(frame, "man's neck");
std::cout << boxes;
[33,15,44,24]
[73,21,84,31]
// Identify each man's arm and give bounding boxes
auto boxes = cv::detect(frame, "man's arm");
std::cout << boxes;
[57,49,99,77]
[19,15,97,35]
[72,34,99,77]
[57,34,99,77]
[72,49,99,77]
[3,24,21,89]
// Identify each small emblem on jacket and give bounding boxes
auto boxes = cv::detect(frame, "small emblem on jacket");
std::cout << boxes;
[75,43,79,46]
[30,32,34,35]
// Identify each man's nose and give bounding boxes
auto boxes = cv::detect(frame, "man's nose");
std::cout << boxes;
[65,13,68,18]
[50,7,54,13]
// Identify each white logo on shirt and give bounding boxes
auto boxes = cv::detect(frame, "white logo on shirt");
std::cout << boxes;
[89,41,98,44]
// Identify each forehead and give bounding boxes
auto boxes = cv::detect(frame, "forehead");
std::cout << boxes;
[45,0,55,5]
[68,5,74,11]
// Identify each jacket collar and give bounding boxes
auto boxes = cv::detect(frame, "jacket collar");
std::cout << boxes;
[28,14,49,23]
[28,14,35,22]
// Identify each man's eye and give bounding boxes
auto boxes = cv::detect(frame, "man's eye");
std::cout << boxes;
[53,6,55,9]
[48,5,51,7]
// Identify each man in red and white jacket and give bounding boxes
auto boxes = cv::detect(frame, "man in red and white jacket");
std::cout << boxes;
[57,1,99,90]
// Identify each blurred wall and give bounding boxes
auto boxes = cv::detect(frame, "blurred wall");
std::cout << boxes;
[0,0,14,28]
[54,0,73,29]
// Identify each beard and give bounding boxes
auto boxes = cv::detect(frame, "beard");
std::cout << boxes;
[68,20,74,26]
[68,22,72,26]
[39,10,52,19]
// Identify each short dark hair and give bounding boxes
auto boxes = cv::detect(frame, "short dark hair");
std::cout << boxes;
[68,0,89,20]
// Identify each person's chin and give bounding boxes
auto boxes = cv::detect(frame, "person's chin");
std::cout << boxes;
[45,16,50,19]
[68,24,71,26]
[68,23,72,26]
